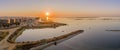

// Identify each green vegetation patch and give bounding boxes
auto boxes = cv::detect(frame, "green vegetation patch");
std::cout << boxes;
[7,27,25,43]
[0,31,9,41]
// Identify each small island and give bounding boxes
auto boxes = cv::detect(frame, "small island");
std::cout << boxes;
[106,30,120,32]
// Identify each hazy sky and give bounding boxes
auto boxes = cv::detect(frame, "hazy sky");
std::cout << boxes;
[0,0,120,17]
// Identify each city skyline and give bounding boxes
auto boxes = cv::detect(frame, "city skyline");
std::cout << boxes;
[0,0,120,17]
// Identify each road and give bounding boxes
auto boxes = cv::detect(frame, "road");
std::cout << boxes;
[0,21,28,50]
[0,27,21,50]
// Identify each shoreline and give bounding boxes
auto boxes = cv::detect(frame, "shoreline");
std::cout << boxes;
[30,30,83,50]
[7,22,67,43]
[14,30,84,50]
[26,22,67,29]
[106,30,120,32]
[7,27,26,43]
[3,22,68,50]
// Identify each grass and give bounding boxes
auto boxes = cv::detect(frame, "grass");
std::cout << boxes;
[0,31,9,41]
[7,27,25,43]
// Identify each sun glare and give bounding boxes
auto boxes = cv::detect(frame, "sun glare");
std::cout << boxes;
[46,12,50,16]
[45,12,50,20]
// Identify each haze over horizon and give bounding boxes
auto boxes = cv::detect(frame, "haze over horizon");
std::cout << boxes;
[0,0,120,17]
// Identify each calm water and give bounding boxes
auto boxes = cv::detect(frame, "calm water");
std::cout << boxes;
[16,17,120,50]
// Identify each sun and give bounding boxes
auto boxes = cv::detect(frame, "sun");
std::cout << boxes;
[45,12,50,20]
[46,12,50,16]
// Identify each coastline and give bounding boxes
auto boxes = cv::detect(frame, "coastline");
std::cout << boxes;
[7,22,67,43]
[0,20,84,50]
[2,22,68,50]
[14,30,84,50]
[26,22,67,29]
[30,30,84,50]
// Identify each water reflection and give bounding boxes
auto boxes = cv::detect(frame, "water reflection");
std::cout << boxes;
[16,17,120,50]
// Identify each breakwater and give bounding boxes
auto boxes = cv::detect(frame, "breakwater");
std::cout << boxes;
[14,30,84,50]
[7,27,25,43]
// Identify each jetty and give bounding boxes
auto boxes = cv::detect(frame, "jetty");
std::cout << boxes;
[14,30,84,50]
